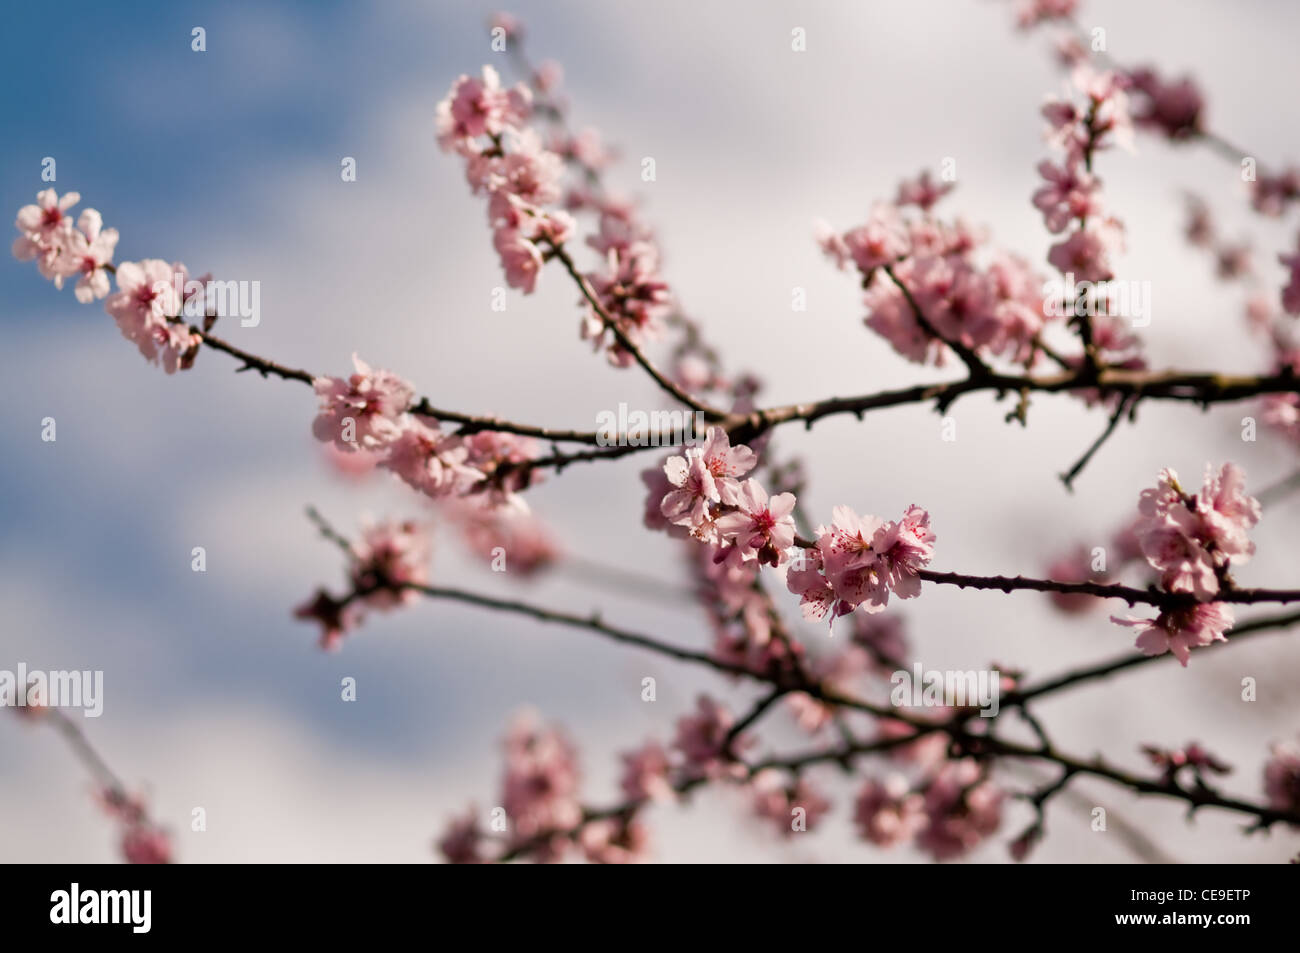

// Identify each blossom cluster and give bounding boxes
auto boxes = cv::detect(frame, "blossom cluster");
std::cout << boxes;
[436,62,678,367]
[1110,464,1260,665]
[818,178,1052,368]
[294,518,432,650]
[1035,68,1131,284]
[787,505,935,624]
[440,687,1009,863]
[436,66,572,294]
[311,353,541,507]
[13,189,204,373]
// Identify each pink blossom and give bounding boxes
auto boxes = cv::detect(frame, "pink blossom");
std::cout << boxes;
[492,228,544,293]
[864,270,939,364]
[1015,0,1078,29]
[121,824,172,864]
[853,775,926,847]
[441,495,561,575]
[842,204,910,273]
[582,241,671,360]
[1263,738,1300,820]
[347,519,432,611]
[1047,221,1123,282]
[435,66,531,152]
[1251,168,1300,217]
[815,505,887,613]
[698,426,757,486]
[714,479,796,567]
[578,816,650,864]
[461,430,543,504]
[1046,545,1104,613]
[1133,464,1259,600]
[104,259,201,373]
[1127,68,1204,140]
[784,646,872,733]
[437,808,485,864]
[12,189,81,279]
[915,759,1004,860]
[381,417,483,498]
[500,712,583,855]
[661,452,719,534]
[1032,159,1100,233]
[673,696,747,775]
[311,354,414,451]
[619,742,675,802]
[895,170,955,212]
[1073,68,1135,152]
[870,505,935,601]
[750,773,832,836]
[1112,602,1234,666]
[52,209,119,301]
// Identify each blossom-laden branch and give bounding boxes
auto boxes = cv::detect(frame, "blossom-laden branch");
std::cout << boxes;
[12,5,1300,864]
[6,702,171,863]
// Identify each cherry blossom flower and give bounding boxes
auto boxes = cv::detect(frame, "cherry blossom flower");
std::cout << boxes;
[578,816,650,863]
[461,430,544,505]
[97,789,172,864]
[12,189,81,279]
[871,505,936,601]
[104,259,201,373]
[661,451,721,539]
[1046,545,1104,613]
[1047,220,1124,283]
[435,65,531,151]
[121,824,173,864]
[381,418,483,499]
[55,209,119,301]
[1112,602,1234,666]
[437,808,486,864]
[619,742,675,803]
[1032,159,1101,233]
[915,759,1004,860]
[492,227,544,293]
[1132,464,1259,600]
[500,712,582,852]
[1251,168,1300,218]
[347,519,432,610]
[1015,0,1078,29]
[673,696,747,776]
[311,354,414,451]
[854,775,927,847]
[750,773,832,836]
[714,478,797,567]
[1127,68,1204,140]
[441,496,561,575]
[1263,738,1300,820]
[895,170,955,212]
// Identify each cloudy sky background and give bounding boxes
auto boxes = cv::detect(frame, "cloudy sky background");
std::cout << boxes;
[2,0,1298,862]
